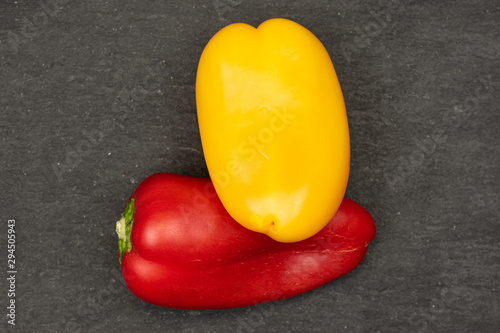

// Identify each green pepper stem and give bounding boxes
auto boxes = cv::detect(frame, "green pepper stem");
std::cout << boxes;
[116,198,135,264]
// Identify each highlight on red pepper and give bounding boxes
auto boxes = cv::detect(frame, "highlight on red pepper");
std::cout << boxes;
[115,173,376,309]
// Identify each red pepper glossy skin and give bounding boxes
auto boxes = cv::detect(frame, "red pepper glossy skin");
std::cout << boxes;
[118,173,376,309]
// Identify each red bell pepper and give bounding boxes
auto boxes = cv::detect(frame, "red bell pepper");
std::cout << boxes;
[116,173,376,309]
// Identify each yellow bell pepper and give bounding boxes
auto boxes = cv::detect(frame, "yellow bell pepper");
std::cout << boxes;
[196,18,350,242]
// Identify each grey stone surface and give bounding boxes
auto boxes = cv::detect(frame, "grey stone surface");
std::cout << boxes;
[1,0,498,332]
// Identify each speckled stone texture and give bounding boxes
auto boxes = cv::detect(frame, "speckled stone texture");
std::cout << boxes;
[1,0,498,332]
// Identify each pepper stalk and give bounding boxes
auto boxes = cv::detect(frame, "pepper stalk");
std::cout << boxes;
[116,198,135,264]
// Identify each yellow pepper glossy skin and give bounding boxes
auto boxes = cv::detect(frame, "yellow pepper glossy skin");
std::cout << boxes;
[196,18,350,242]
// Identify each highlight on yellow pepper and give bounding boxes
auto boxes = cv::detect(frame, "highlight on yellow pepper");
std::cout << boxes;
[196,18,350,242]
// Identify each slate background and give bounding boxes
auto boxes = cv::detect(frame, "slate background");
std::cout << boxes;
[1,0,499,332]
